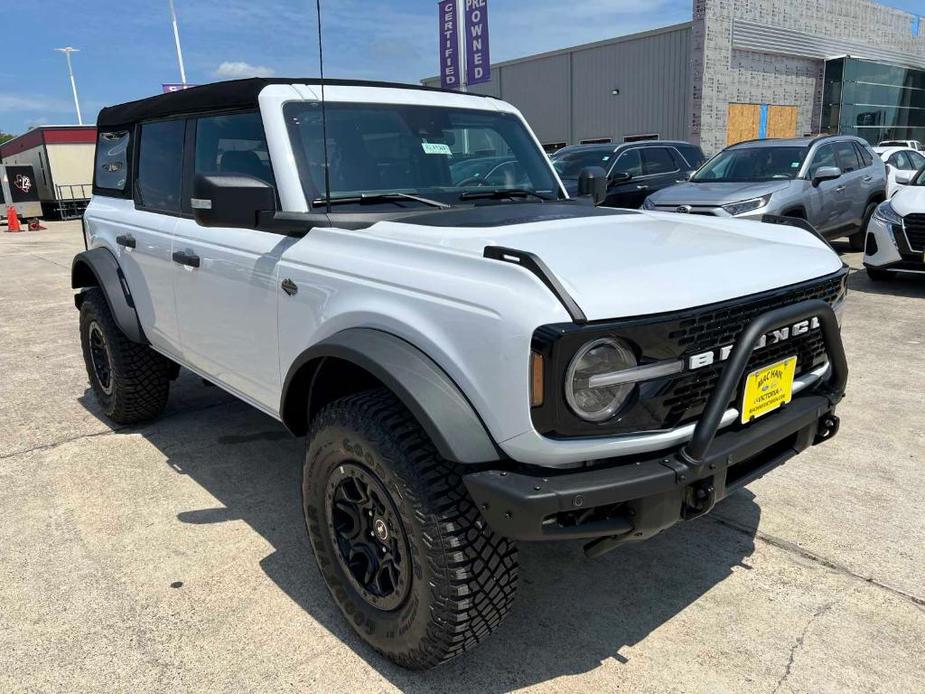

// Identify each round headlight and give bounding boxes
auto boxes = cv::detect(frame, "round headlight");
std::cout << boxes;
[565,338,637,422]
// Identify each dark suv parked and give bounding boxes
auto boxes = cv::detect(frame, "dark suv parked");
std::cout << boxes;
[552,141,706,208]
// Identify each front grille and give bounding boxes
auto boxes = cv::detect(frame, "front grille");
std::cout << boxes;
[660,331,827,427]
[655,274,844,428]
[904,214,925,252]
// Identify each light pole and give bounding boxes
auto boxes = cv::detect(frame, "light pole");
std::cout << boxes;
[167,0,187,85]
[54,47,83,125]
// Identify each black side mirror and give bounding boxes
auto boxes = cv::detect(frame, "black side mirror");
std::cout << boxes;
[577,166,608,206]
[608,171,632,186]
[192,174,276,228]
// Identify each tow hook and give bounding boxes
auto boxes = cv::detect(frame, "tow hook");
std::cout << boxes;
[682,478,716,520]
[814,414,840,444]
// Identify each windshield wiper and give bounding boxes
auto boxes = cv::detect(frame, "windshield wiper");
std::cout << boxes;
[312,192,450,209]
[459,188,551,202]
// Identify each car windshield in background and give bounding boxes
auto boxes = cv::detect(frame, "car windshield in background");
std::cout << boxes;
[284,102,561,208]
[692,146,808,182]
[550,148,614,179]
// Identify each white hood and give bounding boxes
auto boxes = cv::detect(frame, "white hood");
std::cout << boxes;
[890,185,925,216]
[363,210,844,320]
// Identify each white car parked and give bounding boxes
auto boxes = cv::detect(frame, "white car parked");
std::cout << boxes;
[864,165,925,280]
[878,139,923,152]
[73,78,849,668]
[874,146,925,198]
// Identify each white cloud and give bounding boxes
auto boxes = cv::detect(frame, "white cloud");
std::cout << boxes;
[214,61,276,79]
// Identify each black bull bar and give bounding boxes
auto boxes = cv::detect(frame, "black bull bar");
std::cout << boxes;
[464,299,848,555]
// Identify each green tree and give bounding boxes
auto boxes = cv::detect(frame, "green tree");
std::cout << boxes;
[0,132,15,145]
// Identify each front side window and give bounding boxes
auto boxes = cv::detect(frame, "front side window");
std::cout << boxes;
[641,148,677,175]
[889,152,912,170]
[808,145,837,177]
[692,146,807,182]
[285,102,561,208]
[136,120,185,213]
[195,112,274,185]
[95,130,130,193]
[611,149,642,177]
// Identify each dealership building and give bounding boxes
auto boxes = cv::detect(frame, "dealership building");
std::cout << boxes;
[424,0,925,155]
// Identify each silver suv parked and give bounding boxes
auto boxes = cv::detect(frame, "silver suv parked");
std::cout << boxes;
[644,136,887,250]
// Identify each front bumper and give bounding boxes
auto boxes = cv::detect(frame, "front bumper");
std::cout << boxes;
[464,299,848,555]
[864,215,925,272]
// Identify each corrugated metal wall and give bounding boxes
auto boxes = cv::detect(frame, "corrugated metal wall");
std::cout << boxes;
[424,24,692,148]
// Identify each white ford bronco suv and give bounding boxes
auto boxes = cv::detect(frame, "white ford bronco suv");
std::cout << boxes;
[74,79,849,669]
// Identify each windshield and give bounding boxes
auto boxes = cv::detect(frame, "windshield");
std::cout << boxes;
[551,148,614,178]
[284,102,561,208]
[692,146,807,182]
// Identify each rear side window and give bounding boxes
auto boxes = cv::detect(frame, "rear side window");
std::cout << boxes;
[94,130,131,195]
[833,142,860,173]
[854,142,873,167]
[136,120,185,214]
[194,112,275,185]
[641,147,678,175]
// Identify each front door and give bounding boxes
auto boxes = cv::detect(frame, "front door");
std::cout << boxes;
[804,144,844,234]
[172,111,289,413]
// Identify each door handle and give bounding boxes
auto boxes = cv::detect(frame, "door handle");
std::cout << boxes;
[281,278,298,296]
[863,176,873,183]
[835,185,846,192]
[115,234,136,249]
[172,250,201,268]
[636,185,649,191]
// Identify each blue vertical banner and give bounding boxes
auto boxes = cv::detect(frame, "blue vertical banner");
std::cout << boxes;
[758,104,769,139]
[438,1,460,89]
[464,0,491,86]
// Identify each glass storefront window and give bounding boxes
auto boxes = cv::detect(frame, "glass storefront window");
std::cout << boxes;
[822,57,925,145]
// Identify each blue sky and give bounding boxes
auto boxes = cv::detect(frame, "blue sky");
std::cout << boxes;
[1,0,922,134]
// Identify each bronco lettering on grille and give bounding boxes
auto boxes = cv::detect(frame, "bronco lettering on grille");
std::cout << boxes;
[687,317,821,370]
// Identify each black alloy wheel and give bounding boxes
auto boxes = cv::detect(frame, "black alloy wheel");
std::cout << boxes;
[325,462,411,611]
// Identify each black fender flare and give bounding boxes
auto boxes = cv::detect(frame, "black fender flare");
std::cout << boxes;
[281,328,501,464]
[71,247,147,344]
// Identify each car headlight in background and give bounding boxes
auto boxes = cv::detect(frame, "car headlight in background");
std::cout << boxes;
[722,194,771,216]
[873,200,902,226]
[565,338,637,422]
[642,197,656,210]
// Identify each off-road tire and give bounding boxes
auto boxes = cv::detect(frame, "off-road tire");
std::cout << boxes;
[78,288,172,424]
[866,266,894,281]
[302,388,518,669]
[849,203,877,251]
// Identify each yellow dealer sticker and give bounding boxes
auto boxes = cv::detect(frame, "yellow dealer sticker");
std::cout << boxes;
[741,356,798,424]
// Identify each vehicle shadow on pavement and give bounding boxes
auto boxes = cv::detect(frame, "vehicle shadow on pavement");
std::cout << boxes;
[80,388,760,691]
[845,266,925,299]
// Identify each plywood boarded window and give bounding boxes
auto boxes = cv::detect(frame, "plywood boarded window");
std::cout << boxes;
[767,106,798,139]
[727,103,799,146]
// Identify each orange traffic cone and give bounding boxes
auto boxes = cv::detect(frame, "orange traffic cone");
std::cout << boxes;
[6,205,22,232]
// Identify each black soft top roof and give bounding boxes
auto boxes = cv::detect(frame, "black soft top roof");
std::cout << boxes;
[97,78,488,128]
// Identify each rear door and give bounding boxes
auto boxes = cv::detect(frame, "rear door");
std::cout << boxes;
[111,121,184,355]
[171,111,290,413]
